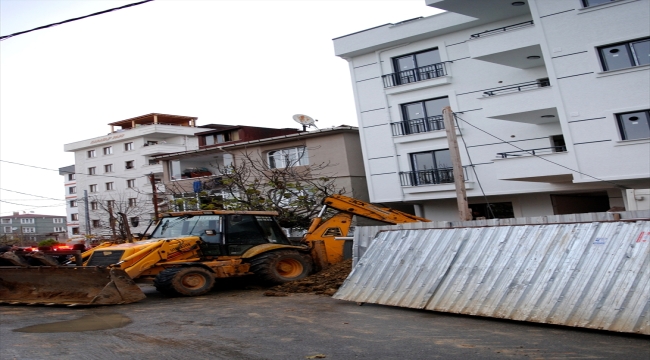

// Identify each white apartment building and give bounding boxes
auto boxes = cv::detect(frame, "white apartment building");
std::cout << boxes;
[333,0,650,221]
[58,165,78,237]
[63,113,204,238]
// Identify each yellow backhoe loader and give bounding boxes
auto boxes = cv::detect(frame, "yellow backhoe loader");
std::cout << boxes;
[0,194,429,306]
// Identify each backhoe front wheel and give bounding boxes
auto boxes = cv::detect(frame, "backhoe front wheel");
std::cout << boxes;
[153,267,215,296]
[250,250,313,285]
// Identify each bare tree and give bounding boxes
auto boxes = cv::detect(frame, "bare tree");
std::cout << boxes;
[84,190,153,240]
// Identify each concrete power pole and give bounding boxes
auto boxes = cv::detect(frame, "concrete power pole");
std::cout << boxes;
[149,174,159,222]
[83,190,91,235]
[442,106,472,221]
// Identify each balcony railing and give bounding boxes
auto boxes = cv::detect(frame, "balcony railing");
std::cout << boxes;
[401,167,472,187]
[483,79,550,97]
[497,146,566,158]
[382,62,447,88]
[391,115,445,136]
[470,20,534,39]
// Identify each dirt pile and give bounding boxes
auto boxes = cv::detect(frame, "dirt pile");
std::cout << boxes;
[264,259,353,297]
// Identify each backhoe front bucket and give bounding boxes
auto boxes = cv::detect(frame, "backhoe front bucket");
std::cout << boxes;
[0,267,146,306]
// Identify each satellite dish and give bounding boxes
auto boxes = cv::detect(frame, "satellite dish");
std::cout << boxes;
[293,114,319,130]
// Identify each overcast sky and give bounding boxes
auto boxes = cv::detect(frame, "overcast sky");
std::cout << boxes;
[0,0,443,216]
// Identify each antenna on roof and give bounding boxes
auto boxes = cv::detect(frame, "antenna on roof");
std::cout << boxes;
[292,114,319,131]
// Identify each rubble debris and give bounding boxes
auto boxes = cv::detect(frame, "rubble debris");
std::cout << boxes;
[264,259,352,297]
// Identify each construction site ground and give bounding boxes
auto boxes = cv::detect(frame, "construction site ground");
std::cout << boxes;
[1,272,648,360]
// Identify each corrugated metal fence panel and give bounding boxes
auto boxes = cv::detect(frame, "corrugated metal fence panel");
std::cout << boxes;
[352,210,650,265]
[335,221,650,334]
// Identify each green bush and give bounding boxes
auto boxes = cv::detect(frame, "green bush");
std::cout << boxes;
[38,239,59,247]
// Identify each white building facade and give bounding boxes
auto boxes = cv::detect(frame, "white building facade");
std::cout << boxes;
[333,0,650,221]
[63,114,204,238]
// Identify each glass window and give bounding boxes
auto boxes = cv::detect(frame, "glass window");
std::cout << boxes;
[204,135,215,146]
[124,142,134,151]
[88,167,96,175]
[617,110,650,140]
[127,179,136,188]
[398,97,449,135]
[69,186,76,194]
[89,184,97,193]
[107,200,115,208]
[128,198,137,207]
[106,182,114,191]
[392,48,442,85]
[103,146,113,155]
[125,160,134,169]
[104,164,113,173]
[170,160,182,180]
[91,201,99,210]
[67,173,75,181]
[22,227,35,233]
[20,218,35,224]
[92,220,101,228]
[87,150,96,158]
[71,214,79,221]
[53,218,63,223]
[54,227,65,232]
[409,149,453,185]
[4,226,12,233]
[268,147,309,169]
[599,38,650,71]
[70,200,77,208]
[72,227,80,235]
[2,218,11,224]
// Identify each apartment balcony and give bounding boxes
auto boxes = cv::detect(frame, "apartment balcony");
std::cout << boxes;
[391,115,445,136]
[493,149,573,183]
[468,21,543,69]
[139,143,187,156]
[382,62,451,94]
[141,162,163,174]
[479,81,558,124]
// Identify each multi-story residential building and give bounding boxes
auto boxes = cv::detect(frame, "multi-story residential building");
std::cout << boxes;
[63,113,207,237]
[1,212,67,245]
[333,0,650,221]
[58,165,79,237]
[154,125,369,212]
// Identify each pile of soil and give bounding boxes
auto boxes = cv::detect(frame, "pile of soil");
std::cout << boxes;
[264,259,353,297]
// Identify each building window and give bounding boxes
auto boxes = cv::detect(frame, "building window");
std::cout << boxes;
[107,200,115,208]
[92,220,101,228]
[104,164,113,173]
[20,218,35,224]
[103,146,113,155]
[144,140,158,146]
[71,213,79,221]
[148,159,160,165]
[125,160,134,169]
[70,200,78,208]
[88,167,96,175]
[617,110,650,141]
[53,218,63,223]
[127,179,136,188]
[72,227,80,235]
[3,226,12,233]
[53,227,65,232]
[402,149,453,186]
[89,184,97,193]
[469,202,515,220]
[105,182,114,191]
[22,227,35,233]
[87,150,96,158]
[268,146,309,169]
[394,97,450,136]
[91,201,99,210]
[598,38,649,71]
[67,173,75,181]
[69,186,76,194]
[390,48,443,86]
[128,198,137,207]
[582,0,616,7]
[2,218,12,224]
[124,142,134,151]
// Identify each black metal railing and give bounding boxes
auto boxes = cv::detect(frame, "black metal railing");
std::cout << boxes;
[399,166,471,187]
[497,146,567,158]
[391,115,445,136]
[470,20,534,39]
[383,62,447,88]
[483,79,550,97]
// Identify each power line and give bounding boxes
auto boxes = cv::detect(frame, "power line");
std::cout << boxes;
[0,188,65,202]
[0,159,150,180]
[0,0,155,41]
[452,113,628,189]
[0,199,66,209]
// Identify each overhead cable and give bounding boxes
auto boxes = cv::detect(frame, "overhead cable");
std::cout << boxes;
[0,0,155,41]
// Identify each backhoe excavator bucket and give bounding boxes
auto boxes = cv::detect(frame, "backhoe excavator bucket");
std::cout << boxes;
[0,267,146,306]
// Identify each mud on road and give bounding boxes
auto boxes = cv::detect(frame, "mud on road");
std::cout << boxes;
[1,275,648,360]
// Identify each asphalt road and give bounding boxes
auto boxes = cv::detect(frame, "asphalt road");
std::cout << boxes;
[0,283,648,360]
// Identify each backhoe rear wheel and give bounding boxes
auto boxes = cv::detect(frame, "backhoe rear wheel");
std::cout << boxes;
[250,250,312,285]
[153,267,215,296]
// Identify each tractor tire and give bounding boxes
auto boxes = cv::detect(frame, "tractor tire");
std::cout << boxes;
[250,250,313,285]
[153,267,215,296]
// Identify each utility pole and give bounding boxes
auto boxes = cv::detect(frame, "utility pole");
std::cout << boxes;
[442,106,471,221]
[149,174,159,222]
[83,190,91,236]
